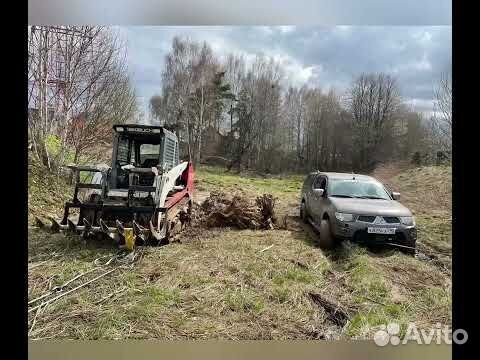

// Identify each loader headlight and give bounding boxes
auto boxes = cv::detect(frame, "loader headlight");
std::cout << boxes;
[400,216,415,226]
[335,212,355,222]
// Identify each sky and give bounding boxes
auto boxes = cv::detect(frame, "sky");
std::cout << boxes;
[118,26,452,122]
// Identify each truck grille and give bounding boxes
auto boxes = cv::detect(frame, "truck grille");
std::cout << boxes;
[357,215,376,223]
[356,216,400,224]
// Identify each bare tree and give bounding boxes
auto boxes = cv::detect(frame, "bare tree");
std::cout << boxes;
[155,38,235,165]
[28,26,135,170]
[224,54,245,132]
[66,69,137,165]
[432,71,452,151]
[282,85,310,169]
[347,73,401,170]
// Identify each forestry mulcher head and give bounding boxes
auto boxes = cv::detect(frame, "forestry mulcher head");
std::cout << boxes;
[36,124,194,250]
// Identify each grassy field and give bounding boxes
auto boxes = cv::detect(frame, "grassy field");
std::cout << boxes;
[28,162,451,340]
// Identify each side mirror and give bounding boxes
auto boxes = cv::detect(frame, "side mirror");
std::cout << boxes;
[313,188,325,197]
[392,192,401,200]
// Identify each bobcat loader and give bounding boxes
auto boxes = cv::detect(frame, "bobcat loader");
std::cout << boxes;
[36,124,194,249]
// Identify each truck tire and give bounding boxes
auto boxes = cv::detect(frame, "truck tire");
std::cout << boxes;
[318,218,335,249]
[402,238,416,256]
[300,201,308,223]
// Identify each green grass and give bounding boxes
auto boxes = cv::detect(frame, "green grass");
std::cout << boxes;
[196,166,304,198]
[225,289,265,313]
[274,267,315,285]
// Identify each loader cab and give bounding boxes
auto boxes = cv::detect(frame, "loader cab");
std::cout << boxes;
[110,125,180,190]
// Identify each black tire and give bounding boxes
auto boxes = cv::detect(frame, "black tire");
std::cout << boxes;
[300,201,308,223]
[402,239,416,256]
[318,218,335,249]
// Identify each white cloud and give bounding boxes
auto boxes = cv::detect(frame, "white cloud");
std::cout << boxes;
[122,26,451,116]
[279,26,296,34]
[414,55,432,71]
[258,26,274,36]
[413,30,433,43]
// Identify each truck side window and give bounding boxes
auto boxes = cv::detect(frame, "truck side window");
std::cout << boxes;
[313,176,326,190]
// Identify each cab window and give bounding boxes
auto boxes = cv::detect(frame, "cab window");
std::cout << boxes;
[313,176,327,190]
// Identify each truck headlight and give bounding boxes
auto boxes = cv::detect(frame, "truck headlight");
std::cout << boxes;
[400,216,415,226]
[335,212,355,222]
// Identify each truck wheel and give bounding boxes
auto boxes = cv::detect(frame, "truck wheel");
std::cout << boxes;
[300,202,308,223]
[402,238,416,256]
[318,219,335,249]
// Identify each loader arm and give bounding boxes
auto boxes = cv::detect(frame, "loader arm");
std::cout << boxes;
[155,161,189,207]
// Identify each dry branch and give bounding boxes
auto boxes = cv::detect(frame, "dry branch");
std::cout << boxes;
[308,292,350,327]
[28,268,118,313]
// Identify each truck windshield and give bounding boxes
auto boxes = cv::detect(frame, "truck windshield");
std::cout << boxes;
[328,179,391,200]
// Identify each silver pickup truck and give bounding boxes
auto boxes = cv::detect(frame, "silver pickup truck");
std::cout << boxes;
[300,172,417,254]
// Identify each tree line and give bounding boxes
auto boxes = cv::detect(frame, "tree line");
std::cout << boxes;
[150,36,452,173]
[27,29,451,175]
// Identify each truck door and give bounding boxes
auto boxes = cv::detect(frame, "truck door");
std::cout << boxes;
[311,175,327,224]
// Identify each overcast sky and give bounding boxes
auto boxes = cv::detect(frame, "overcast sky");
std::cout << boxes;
[119,26,451,120]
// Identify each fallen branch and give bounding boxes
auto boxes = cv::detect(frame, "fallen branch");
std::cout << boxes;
[28,268,118,313]
[360,296,386,306]
[95,286,127,305]
[28,267,100,306]
[28,260,49,270]
[28,305,44,335]
[260,244,274,253]
[308,292,350,327]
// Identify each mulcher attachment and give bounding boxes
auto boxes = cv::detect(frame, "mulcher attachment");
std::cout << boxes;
[67,219,77,235]
[50,217,61,233]
[82,218,92,239]
[34,213,180,250]
[132,221,147,244]
[149,220,162,242]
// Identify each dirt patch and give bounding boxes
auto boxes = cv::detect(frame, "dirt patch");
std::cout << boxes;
[371,161,412,188]
[374,258,450,292]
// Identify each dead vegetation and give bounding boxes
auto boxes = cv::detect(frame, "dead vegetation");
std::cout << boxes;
[28,162,451,340]
[28,156,72,224]
[198,191,276,230]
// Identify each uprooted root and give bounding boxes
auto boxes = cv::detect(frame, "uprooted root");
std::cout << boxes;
[197,191,276,230]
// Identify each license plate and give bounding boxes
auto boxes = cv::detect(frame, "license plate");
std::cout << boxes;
[368,227,396,235]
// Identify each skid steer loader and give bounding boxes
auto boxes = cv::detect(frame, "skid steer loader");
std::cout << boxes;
[36,124,194,249]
